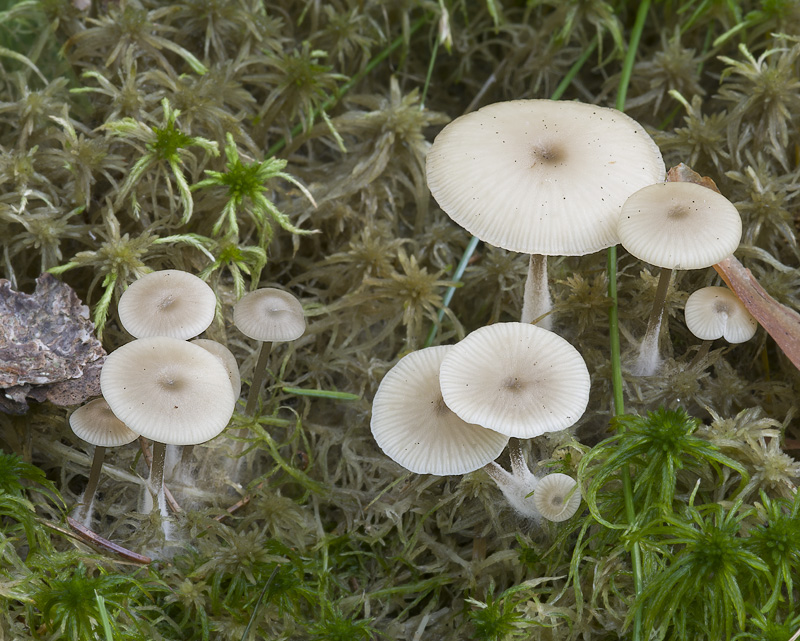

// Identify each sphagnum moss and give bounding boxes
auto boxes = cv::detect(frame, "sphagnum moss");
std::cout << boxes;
[1,1,800,639]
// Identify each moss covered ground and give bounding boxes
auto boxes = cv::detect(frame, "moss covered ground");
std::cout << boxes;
[1,0,800,639]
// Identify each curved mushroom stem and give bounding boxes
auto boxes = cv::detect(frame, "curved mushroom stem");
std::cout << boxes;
[635,267,673,376]
[521,254,553,329]
[75,445,106,525]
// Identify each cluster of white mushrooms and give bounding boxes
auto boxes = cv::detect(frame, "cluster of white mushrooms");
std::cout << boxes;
[371,98,760,523]
[68,270,305,530]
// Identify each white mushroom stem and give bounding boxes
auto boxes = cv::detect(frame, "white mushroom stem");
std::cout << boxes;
[483,443,540,520]
[75,445,106,525]
[635,267,673,376]
[521,254,553,329]
[148,440,169,518]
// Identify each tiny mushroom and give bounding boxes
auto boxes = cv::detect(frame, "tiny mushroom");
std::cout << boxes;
[100,336,235,516]
[533,472,582,522]
[370,345,509,475]
[438,322,591,438]
[684,286,758,366]
[69,397,139,524]
[617,181,742,375]
[117,269,216,340]
[233,287,305,416]
[427,99,665,327]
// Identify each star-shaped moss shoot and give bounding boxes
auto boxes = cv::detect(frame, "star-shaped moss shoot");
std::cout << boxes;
[105,98,219,224]
[192,133,317,247]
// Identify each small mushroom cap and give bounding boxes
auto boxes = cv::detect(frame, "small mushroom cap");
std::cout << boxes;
[234,288,305,343]
[684,286,758,343]
[426,99,665,256]
[371,346,509,475]
[618,182,742,269]
[533,473,582,522]
[69,397,139,447]
[191,339,242,399]
[118,270,216,340]
[439,323,590,438]
[100,337,236,445]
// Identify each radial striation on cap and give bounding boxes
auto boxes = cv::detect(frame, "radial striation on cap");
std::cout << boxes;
[618,182,742,270]
[234,288,306,343]
[684,286,758,343]
[192,339,242,399]
[118,270,216,340]
[439,323,590,438]
[100,337,236,445]
[533,473,582,522]
[69,397,139,447]
[371,346,509,475]
[426,99,665,256]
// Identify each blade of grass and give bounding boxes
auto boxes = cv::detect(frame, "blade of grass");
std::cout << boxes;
[612,4,651,641]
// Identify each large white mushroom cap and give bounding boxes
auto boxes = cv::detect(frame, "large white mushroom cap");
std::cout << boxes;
[370,346,509,475]
[618,182,742,269]
[426,99,665,256]
[439,323,590,438]
[118,270,216,340]
[100,337,236,445]
[684,286,758,343]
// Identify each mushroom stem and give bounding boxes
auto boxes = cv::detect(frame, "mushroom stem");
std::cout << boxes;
[521,254,553,329]
[244,340,274,416]
[686,340,712,370]
[148,440,169,518]
[635,267,673,376]
[76,445,106,524]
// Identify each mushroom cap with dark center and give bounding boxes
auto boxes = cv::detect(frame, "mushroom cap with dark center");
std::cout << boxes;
[618,182,742,269]
[438,323,590,438]
[118,270,216,340]
[533,473,582,522]
[69,397,139,447]
[100,337,235,445]
[426,99,665,256]
[371,346,509,475]
[684,286,758,343]
[233,288,306,343]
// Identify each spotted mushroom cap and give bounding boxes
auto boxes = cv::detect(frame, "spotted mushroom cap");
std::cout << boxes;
[69,397,139,447]
[118,270,216,340]
[618,182,742,269]
[426,99,665,256]
[100,337,236,445]
[233,288,305,343]
[533,473,582,522]
[684,286,758,343]
[438,323,590,438]
[370,346,509,475]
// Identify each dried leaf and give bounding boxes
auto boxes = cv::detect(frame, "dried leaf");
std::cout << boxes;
[666,163,721,193]
[714,255,800,370]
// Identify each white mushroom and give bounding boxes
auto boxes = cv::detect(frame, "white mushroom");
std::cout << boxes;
[371,346,509,475]
[533,473,582,522]
[427,99,665,327]
[118,269,216,340]
[438,322,590,438]
[617,181,742,375]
